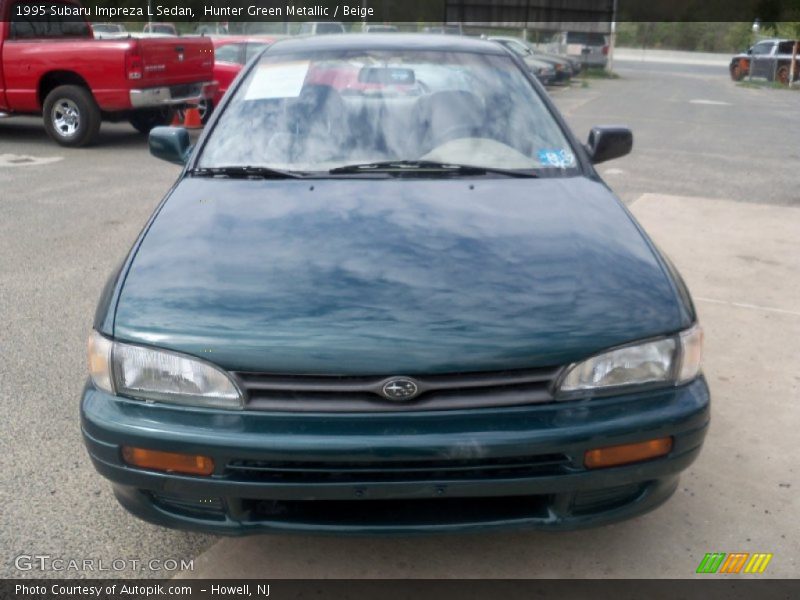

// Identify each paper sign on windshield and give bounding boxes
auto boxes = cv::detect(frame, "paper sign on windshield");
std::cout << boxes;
[244,61,311,100]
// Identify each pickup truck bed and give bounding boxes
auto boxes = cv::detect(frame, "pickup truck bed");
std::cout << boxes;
[0,0,214,145]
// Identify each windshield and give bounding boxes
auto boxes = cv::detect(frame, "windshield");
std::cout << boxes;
[198,48,579,174]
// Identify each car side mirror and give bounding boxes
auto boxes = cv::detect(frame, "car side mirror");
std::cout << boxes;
[747,48,752,54]
[586,126,633,164]
[149,126,192,165]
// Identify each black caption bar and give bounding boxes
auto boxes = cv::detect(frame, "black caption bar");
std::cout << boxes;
[3,580,800,600]
[35,0,800,23]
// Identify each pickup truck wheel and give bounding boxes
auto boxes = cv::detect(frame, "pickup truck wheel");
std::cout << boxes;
[43,85,101,147]
[731,63,745,81]
[776,65,790,85]
[129,108,176,134]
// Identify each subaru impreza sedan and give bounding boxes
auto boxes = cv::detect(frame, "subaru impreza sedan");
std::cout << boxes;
[83,34,709,534]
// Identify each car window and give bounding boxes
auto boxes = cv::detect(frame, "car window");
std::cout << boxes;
[10,2,91,38]
[298,23,313,34]
[566,32,606,46]
[147,24,175,35]
[316,23,345,34]
[777,41,797,54]
[751,42,773,55]
[198,49,578,174]
[215,43,243,64]
[244,42,270,63]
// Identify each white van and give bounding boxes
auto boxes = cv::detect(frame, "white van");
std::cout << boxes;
[548,31,608,68]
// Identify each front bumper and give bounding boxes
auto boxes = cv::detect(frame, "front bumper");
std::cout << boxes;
[82,378,710,535]
[129,81,217,109]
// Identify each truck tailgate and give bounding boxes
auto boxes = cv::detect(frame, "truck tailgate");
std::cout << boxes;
[137,37,213,86]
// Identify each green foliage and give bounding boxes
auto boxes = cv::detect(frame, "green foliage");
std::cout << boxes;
[769,22,800,37]
[616,22,756,53]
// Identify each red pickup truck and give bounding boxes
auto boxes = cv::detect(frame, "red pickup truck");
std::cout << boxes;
[0,0,215,146]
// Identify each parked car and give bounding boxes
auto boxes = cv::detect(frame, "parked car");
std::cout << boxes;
[729,39,800,84]
[489,36,573,84]
[298,22,346,35]
[548,31,608,69]
[363,24,399,33]
[195,22,229,35]
[194,35,280,122]
[143,22,178,36]
[84,34,708,535]
[0,0,215,146]
[526,57,556,85]
[92,23,128,39]
[519,37,582,74]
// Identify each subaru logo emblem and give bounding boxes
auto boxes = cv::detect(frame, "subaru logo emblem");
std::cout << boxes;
[381,378,419,401]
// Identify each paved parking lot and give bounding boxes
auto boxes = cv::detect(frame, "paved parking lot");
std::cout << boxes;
[1,59,797,579]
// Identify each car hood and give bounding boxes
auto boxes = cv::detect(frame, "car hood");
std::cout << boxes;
[114,176,690,374]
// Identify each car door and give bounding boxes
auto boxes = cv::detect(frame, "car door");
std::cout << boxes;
[749,41,775,78]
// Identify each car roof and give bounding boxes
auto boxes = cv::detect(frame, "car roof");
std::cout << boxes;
[266,33,508,56]
[211,35,283,46]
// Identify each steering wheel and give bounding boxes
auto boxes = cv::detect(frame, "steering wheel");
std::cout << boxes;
[422,90,486,149]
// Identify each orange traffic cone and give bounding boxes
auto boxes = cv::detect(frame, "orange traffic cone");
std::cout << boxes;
[170,110,182,126]
[183,106,203,129]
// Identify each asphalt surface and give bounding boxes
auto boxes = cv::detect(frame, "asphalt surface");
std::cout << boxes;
[557,59,799,206]
[1,58,798,579]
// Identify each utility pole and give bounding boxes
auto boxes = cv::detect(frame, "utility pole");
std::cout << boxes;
[606,0,618,74]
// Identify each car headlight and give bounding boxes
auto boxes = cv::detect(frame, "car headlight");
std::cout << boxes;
[558,324,703,395]
[87,331,243,409]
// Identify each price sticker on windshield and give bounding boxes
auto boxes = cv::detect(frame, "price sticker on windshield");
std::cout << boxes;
[244,61,311,100]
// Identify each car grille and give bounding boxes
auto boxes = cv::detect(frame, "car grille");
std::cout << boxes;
[233,366,561,412]
[225,454,571,484]
[242,495,552,526]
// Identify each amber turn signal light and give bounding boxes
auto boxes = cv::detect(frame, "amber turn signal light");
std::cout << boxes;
[122,446,215,476]
[584,437,673,469]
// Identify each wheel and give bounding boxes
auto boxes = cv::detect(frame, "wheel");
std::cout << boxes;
[42,85,101,147]
[730,62,746,81]
[776,65,790,85]
[129,108,176,134]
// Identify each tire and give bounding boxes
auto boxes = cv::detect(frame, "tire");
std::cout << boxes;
[42,85,101,147]
[129,108,176,134]
[730,63,745,81]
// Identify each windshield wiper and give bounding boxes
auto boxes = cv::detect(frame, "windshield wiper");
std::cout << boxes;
[190,166,308,179]
[328,160,538,178]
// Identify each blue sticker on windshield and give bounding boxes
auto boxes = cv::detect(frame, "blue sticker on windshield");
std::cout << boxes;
[538,149,575,168]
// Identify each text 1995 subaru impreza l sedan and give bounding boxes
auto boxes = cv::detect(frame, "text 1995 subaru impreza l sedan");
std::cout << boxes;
[82,34,708,534]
